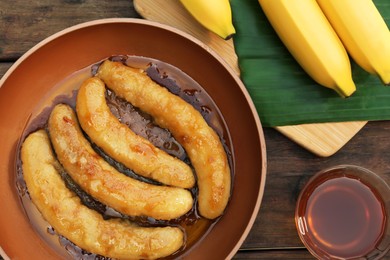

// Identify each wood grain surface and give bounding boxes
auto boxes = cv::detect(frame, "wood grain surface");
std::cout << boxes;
[133,0,367,157]
[1,1,390,259]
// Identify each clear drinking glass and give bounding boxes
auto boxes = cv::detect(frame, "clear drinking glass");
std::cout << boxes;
[295,165,390,259]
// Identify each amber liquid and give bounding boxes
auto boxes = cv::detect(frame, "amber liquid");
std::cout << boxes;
[298,174,386,259]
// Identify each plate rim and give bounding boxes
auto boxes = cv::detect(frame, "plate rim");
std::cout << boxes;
[0,18,267,259]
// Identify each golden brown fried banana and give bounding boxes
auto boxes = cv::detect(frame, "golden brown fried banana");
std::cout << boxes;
[48,104,193,220]
[76,77,195,188]
[21,130,184,259]
[97,60,231,219]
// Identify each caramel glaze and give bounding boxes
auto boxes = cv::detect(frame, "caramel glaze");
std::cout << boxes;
[22,130,185,259]
[16,55,234,259]
[96,59,232,220]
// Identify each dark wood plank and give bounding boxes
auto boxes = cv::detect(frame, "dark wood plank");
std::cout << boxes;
[0,0,141,59]
[0,63,12,78]
[234,249,314,259]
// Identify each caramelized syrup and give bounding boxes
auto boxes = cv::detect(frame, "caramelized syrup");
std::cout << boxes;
[297,168,387,259]
[16,55,234,259]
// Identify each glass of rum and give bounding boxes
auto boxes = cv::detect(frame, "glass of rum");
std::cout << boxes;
[295,165,390,259]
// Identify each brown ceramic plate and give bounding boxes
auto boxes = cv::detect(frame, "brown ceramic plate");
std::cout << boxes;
[0,18,266,259]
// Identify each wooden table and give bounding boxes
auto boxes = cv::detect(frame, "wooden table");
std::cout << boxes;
[1,1,389,259]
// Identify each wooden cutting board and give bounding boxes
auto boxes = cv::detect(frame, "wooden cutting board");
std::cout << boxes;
[133,0,367,157]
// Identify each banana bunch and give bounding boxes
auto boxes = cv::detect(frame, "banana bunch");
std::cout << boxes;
[180,0,235,40]
[258,0,390,97]
[258,0,356,97]
[317,0,390,85]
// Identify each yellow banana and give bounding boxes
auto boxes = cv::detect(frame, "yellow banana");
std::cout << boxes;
[258,0,356,97]
[317,0,390,85]
[180,0,235,40]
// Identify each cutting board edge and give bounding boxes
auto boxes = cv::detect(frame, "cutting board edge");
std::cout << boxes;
[276,121,367,157]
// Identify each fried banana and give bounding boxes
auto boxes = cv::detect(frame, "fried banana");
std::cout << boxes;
[21,130,184,259]
[48,104,193,220]
[97,60,231,219]
[76,77,195,188]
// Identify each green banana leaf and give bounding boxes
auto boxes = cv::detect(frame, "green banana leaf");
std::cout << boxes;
[231,0,390,127]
